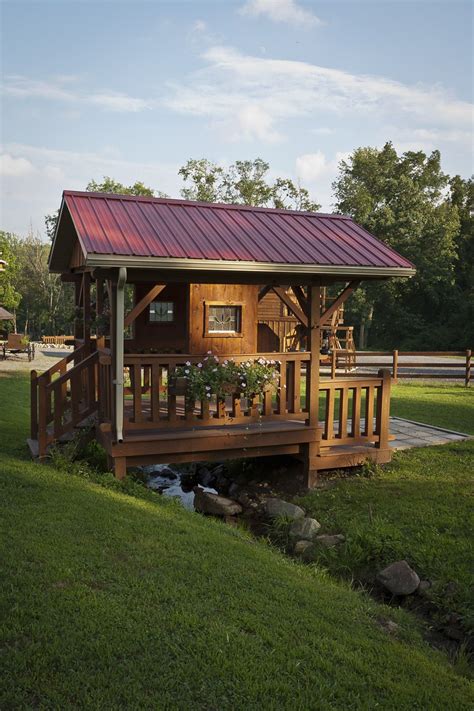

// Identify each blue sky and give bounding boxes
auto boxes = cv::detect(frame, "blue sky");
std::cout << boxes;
[1,0,472,236]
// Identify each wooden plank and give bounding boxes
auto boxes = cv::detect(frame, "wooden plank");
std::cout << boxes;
[324,388,335,440]
[375,369,391,450]
[150,362,161,422]
[352,386,361,438]
[365,386,374,438]
[132,364,143,423]
[291,286,308,315]
[258,285,273,301]
[124,284,165,328]
[263,389,273,416]
[167,365,177,423]
[278,361,287,415]
[338,387,348,438]
[293,361,301,414]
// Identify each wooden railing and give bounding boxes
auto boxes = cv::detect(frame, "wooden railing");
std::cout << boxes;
[112,352,311,430]
[319,369,391,450]
[41,335,74,345]
[31,345,100,457]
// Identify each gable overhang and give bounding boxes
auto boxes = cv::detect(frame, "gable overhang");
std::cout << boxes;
[84,252,416,280]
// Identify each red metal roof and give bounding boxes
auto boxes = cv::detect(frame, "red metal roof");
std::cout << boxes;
[59,190,415,272]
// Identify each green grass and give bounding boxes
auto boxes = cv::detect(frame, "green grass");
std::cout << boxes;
[390,381,474,434]
[1,373,473,709]
[297,383,474,634]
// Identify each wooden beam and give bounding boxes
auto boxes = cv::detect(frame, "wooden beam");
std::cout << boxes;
[271,287,308,326]
[258,285,272,301]
[291,286,308,315]
[83,272,91,343]
[124,284,165,328]
[320,281,360,325]
[304,284,322,487]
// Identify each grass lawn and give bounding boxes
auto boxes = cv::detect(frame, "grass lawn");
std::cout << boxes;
[297,382,474,636]
[1,373,473,709]
[390,381,474,434]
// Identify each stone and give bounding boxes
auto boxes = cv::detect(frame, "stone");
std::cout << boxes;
[193,487,242,517]
[237,492,254,508]
[417,579,432,595]
[293,540,313,557]
[314,534,346,548]
[289,517,321,543]
[228,482,240,498]
[197,467,215,487]
[377,618,399,635]
[377,560,420,596]
[265,498,305,520]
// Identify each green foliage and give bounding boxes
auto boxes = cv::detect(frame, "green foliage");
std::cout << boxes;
[179,157,320,210]
[85,176,164,197]
[175,353,279,401]
[333,142,472,349]
[1,373,473,708]
[0,231,21,320]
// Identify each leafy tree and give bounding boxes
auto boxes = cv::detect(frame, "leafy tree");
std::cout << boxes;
[0,231,22,331]
[179,158,320,211]
[333,143,462,349]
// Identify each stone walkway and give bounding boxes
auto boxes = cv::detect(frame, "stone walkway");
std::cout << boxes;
[389,416,470,450]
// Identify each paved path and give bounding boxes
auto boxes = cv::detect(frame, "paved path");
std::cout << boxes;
[389,416,470,450]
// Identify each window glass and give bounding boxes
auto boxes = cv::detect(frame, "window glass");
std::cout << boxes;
[208,305,241,333]
[149,301,174,322]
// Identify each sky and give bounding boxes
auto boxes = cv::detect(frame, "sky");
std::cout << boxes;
[1,0,473,236]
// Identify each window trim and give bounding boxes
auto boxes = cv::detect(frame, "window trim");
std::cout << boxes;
[203,301,244,338]
[148,300,175,325]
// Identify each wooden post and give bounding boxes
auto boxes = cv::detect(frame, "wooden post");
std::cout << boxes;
[38,375,48,458]
[304,284,322,488]
[30,370,38,440]
[375,369,391,451]
[83,272,91,344]
[74,277,82,340]
[465,349,471,387]
[331,348,336,379]
[393,349,399,383]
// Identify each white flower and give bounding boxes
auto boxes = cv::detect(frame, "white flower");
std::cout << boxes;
[214,355,219,362]
[204,356,209,361]
[258,358,265,365]
[223,360,228,365]
[185,369,190,374]
[197,363,203,368]
[207,350,212,355]
[206,393,211,398]
[242,382,247,387]
[212,368,217,372]
[205,385,211,391]
[185,361,191,366]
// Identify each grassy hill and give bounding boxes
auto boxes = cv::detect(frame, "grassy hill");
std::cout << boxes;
[1,373,473,709]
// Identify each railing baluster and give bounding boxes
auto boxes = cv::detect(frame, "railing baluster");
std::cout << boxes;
[352,386,361,437]
[338,387,348,438]
[263,389,272,416]
[286,361,295,413]
[231,394,241,418]
[278,359,287,415]
[167,365,177,422]
[215,397,226,420]
[132,364,143,423]
[325,387,334,440]
[151,363,161,422]
[365,385,374,438]
[293,360,301,413]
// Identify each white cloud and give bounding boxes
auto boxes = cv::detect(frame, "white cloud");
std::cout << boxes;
[239,0,323,27]
[0,153,35,177]
[295,150,351,210]
[2,75,151,113]
[164,45,473,143]
[192,19,207,32]
[295,150,328,182]
[0,143,181,236]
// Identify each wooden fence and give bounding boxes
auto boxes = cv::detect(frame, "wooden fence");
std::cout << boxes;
[350,350,471,386]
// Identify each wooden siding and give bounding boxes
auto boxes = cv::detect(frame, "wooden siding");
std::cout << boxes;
[128,283,188,352]
[189,284,258,355]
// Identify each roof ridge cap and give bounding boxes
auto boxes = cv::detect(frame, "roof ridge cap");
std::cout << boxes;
[62,190,348,220]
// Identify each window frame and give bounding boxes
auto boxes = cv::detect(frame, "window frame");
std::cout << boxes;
[148,300,176,325]
[203,301,244,338]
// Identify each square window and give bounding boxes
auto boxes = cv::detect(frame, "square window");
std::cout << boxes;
[208,305,241,334]
[149,301,174,322]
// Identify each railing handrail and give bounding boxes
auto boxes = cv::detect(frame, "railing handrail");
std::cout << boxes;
[44,350,99,391]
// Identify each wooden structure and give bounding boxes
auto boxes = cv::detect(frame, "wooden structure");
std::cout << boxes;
[29,191,416,485]
[3,333,35,361]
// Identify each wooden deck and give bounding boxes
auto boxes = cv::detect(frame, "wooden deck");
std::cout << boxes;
[30,347,392,484]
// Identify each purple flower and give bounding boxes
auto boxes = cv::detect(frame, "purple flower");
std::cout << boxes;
[197,363,203,368]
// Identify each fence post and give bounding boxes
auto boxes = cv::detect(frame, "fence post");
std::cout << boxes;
[331,348,336,379]
[392,349,398,383]
[375,369,391,451]
[466,349,471,387]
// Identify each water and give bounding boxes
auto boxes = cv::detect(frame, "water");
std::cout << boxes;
[143,463,217,510]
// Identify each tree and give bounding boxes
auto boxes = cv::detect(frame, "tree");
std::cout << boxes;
[179,158,320,211]
[0,231,22,331]
[45,177,165,241]
[332,143,461,349]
